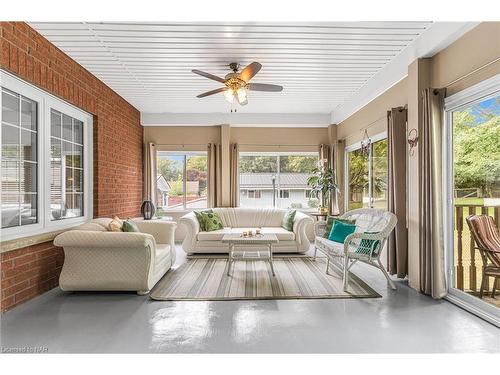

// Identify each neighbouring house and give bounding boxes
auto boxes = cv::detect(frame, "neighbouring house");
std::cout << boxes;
[239,173,317,209]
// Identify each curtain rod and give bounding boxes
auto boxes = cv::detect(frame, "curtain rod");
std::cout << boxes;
[154,143,209,147]
[239,143,319,147]
[444,57,500,88]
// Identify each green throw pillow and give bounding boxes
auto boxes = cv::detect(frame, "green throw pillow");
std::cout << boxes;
[355,232,381,255]
[122,219,140,232]
[194,209,213,231]
[328,220,356,243]
[281,210,296,231]
[198,211,224,232]
[323,216,355,238]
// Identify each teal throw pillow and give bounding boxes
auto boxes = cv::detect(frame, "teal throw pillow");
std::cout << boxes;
[198,211,224,232]
[281,210,296,231]
[328,220,356,243]
[194,209,213,231]
[355,232,381,255]
[323,216,355,238]
[122,219,140,232]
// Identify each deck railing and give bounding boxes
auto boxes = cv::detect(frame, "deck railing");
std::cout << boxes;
[454,204,500,292]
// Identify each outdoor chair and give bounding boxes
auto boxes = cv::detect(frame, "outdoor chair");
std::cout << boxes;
[466,215,500,299]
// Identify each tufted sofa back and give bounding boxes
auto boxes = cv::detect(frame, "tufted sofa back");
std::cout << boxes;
[212,207,287,228]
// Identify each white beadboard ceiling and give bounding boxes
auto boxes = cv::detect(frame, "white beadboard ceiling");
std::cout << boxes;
[29,22,437,115]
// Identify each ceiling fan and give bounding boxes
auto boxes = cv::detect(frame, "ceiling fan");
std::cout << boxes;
[192,62,283,106]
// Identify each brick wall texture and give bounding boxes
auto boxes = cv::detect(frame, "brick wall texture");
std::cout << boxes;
[0,22,144,312]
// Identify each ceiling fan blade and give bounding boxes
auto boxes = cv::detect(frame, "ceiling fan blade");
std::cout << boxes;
[196,87,228,98]
[239,62,262,82]
[248,83,283,92]
[192,69,226,83]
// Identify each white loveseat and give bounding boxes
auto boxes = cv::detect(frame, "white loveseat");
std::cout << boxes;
[53,218,176,294]
[180,208,314,254]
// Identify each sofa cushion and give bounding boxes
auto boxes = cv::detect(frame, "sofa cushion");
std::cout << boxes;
[198,211,224,231]
[122,219,140,232]
[281,209,296,231]
[328,220,356,243]
[197,228,231,241]
[108,216,123,232]
[323,217,355,238]
[261,227,295,241]
[194,209,213,231]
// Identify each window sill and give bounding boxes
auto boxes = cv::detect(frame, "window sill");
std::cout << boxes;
[0,228,73,253]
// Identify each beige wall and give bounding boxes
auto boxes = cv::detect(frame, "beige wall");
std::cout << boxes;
[334,22,500,291]
[231,126,329,152]
[431,22,500,95]
[144,126,221,149]
[337,78,407,147]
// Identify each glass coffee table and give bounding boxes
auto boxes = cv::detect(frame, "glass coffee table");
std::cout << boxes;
[222,233,279,277]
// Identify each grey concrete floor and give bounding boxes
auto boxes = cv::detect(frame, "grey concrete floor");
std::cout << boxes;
[1,245,499,353]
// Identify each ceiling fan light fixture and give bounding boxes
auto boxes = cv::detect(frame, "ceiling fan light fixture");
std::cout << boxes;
[237,87,247,102]
[224,89,234,103]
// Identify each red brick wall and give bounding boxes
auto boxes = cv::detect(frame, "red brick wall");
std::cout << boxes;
[1,243,64,311]
[0,22,144,311]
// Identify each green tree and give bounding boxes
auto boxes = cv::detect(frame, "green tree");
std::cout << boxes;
[240,156,277,173]
[157,158,182,182]
[280,156,318,173]
[453,111,500,197]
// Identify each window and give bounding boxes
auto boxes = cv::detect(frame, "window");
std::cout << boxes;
[247,190,261,199]
[50,109,84,220]
[156,151,208,211]
[1,71,93,240]
[444,75,500,316]
[239,152,319,210]
[1,88,38,228]
[345,135,388,210]
[279,190,290,199]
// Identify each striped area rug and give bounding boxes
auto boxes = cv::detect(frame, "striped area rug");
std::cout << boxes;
[150,257,380,301]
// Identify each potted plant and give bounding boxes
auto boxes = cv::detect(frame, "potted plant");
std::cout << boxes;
[307,164,339,215]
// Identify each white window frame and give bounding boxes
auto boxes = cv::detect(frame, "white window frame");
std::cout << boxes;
[156,150,208,211]
[1,70,93,241]
[443,74,500,327]
[344,131,387,210]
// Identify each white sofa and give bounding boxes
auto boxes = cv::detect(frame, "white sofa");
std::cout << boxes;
[180,208,314,254]
[53,218,176,294]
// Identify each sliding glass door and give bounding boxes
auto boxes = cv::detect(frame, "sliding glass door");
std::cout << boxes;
[346,135,388,211]
[444,76,500,325]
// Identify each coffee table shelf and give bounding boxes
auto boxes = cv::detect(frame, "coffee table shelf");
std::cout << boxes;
[221,233,279,277]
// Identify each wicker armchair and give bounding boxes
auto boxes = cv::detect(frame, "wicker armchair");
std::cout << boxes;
[465,215,500,299]
[314,208,397,291]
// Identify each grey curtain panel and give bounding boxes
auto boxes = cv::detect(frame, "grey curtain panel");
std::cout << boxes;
[387,107,408,278]
[318,144,340,215]
[419,88,447,299]
[229,143,240,207]
[143,142,157,203]
[207,143,222,208]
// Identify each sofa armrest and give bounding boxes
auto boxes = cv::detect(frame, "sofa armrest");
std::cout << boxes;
[292,211,314,251]
[135,220,176,246]
[179,212,200,253]
[54,231,156,250]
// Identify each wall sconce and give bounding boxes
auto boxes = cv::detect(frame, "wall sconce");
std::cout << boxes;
[408,128,418,156]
